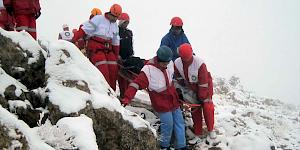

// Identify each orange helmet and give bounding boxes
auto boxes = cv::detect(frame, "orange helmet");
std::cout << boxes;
[118,13,130,21]
[91,8,102,16]
[110,4,122,17]
[179,43,193,61]
[170,17,183,26]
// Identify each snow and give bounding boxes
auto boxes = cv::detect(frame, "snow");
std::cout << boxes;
[0,67,28,96]
[56,115,98,150]
[8,100,32,113]
[44,39,155,130]
[0,28,47,64]
[0,105,55,150]
[1,22,300,150]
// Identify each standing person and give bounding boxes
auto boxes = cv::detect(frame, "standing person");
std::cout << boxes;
[174,43,216,144]
[160,17,190,61]
[72,4,122,91]
[117,12,134,98]
[4,0,41,39]
[58,24,74,42]
[74,8,102,55]
[0,0,14,31]
[121,46,187,150]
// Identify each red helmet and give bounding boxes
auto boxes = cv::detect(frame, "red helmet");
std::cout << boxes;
[170,17,183,26]
[118,13,130,21]
[110,4,122,17]
[179,43,193,61]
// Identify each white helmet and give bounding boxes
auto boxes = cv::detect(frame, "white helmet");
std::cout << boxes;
[62,24,69,28]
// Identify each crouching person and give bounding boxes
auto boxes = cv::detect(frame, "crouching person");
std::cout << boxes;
[174,43,216,144]
[121,46,187,150]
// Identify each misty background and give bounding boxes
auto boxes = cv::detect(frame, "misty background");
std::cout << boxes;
[37,0,300,105]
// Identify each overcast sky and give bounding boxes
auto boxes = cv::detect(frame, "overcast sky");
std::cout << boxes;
[37,0,300,105]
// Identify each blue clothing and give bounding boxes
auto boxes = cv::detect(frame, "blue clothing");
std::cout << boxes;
[160,30,190,61]
[158,108,186,149]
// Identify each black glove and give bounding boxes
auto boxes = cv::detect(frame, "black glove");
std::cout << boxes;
[5,6,13,16]
[35,10,41,19]
[176,88,184,100]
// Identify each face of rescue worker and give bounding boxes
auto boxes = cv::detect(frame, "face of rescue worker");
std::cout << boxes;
[108,13,118,23]
[120,21,129,29]
[63,27,69,31]
[171,26,182,36]
[158,61,170,69]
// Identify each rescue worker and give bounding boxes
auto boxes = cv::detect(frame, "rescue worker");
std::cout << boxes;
[174,43,216,144]
[4,0,41,39]
[58,24,74,42]
[117,12,134,98]
[121,46,187,150]
[74,8,102,55]
[0,0,14,31]
[72,4,122,91]
[160,17,190,61]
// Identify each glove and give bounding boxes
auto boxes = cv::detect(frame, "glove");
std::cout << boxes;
[121,98,130,106]
[72,28,86,43]
[6,6,13,16]
[176,88,183,100]
[35,10,41,19]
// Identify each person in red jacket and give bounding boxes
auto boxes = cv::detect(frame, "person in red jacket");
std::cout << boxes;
[174,43,216,144]
[0,0,14,31]
[72,4,122,91]
[73,8,102,56]
[4,0,41,40]
[121,46,187,150]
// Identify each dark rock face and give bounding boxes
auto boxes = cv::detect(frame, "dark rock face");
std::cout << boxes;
[2,84,43,127]
[0,124,28,149]
[0,33,45,90]
[48,101,158,150]
[1,33,158,149]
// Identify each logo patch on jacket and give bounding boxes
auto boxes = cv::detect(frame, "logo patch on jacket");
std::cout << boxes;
[191,75,197,81]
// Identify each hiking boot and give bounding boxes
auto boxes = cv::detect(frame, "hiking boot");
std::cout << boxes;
[208,131,217,139]
[175,147,188,150]
[188,136,202,144]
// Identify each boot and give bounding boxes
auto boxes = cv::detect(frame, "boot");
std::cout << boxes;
[160,146,171,150]
[175,147,188,150]
[208,131,217,139]
[188,135,201,145]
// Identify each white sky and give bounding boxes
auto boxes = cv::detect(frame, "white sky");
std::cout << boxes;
[37,0,300,105]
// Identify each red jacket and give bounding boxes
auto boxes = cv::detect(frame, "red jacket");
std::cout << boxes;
[4,0,40,15]
[124,57,181,112]
[0,8,8,22]
[174,56,213,100]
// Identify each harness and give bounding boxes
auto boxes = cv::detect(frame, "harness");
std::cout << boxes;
[90,36,112,53]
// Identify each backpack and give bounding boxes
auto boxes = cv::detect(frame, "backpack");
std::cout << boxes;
[123,56,145,74]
